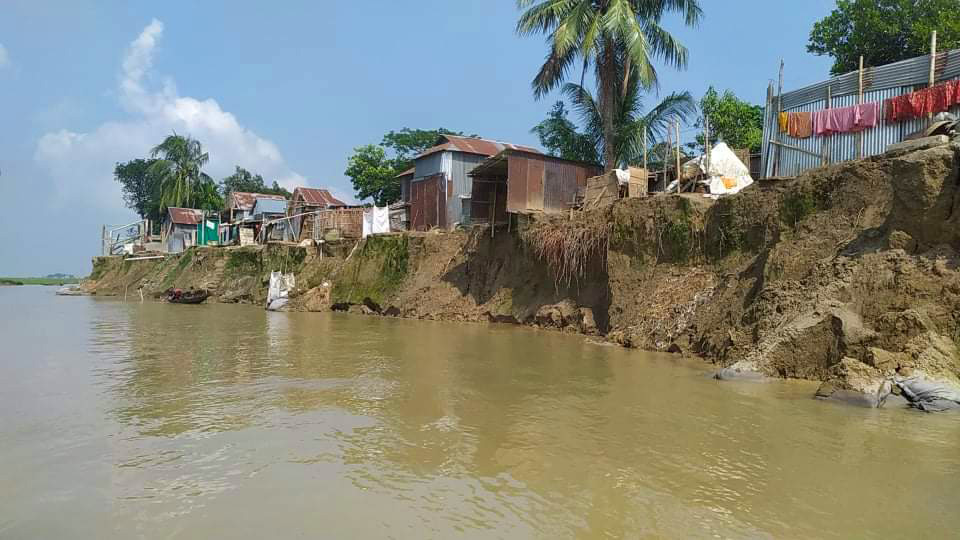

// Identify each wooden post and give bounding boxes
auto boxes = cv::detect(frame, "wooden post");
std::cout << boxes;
[703,114,711,174]
[822,85,833,165]
[665,126,672,192]
[490,187,496,239]
[773,59,784,177]
[857,55,864,159]
[929,30,938,87]
[929,30,938,119]
[675,119,681,194]
[642,129,648,173]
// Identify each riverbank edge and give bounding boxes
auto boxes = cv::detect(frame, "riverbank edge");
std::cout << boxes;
[83,143,960,406]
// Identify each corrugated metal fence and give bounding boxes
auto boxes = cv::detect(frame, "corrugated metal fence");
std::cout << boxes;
[762,49,960,177]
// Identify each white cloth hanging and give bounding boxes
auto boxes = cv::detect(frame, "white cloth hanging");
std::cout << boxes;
[362,206,391,237]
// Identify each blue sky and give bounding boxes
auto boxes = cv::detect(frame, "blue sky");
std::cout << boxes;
[0,0,835,276]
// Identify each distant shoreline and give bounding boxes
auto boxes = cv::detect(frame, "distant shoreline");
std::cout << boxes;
[0,277,80,286]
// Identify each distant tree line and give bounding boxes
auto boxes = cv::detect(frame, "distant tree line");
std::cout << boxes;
[114,133,291,223]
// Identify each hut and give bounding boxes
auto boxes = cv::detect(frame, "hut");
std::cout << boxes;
[222,191,288,244]
[162,207,217,253]
[288,187,347,241]
[468,150,601,225]
[409,135,539,230]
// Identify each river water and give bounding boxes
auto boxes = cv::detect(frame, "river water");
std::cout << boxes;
[2,286,959,539]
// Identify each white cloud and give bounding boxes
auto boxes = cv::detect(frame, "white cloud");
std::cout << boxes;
[35,19,321,211]
[0,44,9,67]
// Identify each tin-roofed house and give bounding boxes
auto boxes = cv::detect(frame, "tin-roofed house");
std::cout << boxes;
[288,187,348,242]
[250,197,290,242]
[222,191,288,245]
[468,150,601,226]
[162,207,204,253]
[409,135,540,230]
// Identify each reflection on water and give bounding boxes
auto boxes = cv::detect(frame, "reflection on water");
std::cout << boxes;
[1,285,959,539]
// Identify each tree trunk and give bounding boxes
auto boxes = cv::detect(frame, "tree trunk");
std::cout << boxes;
[600,39,617,172]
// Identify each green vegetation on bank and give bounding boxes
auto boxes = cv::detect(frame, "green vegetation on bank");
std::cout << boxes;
[0,277,80,286]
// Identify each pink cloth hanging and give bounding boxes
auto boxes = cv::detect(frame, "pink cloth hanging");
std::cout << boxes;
[813,110,830,136]
[852,102,880,131]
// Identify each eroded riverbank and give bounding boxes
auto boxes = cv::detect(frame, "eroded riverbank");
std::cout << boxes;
[4,285,960,538]
[83,143,960,406]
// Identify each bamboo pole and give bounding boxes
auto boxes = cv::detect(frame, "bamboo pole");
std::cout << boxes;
[490,187,496,239]
[929,31,938,119]
[773,59,784,177]
[822,85,833,165]
[675,119,681,194]
[704,114,711,174]
[665,126,672,192]
[929,31,938,87]
[857,55,864,159]
[642,129,648,173]
[769,139,822,158]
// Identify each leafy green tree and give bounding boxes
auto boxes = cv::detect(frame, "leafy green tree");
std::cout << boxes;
[148,134,213,210]
[345,145,400,206]
[221,166,266,195]
[192,178,224,212]
[114,158,162,222]
[517,0,701,170]
[266,181,292,199]
[545,61,696,168]
[345,128,473,204]
[808,0,960,75]
[220,166,292,200]
[531,102,599,163]
[381,128,466,167]
[694,87,763,152]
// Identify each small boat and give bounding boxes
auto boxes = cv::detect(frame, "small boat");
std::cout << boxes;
[165,288,210,304]
[56,285,83,296]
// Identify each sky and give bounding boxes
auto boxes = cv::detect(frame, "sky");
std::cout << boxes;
[0,0,835,276]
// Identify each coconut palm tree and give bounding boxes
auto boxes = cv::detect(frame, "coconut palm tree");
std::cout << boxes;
[148,133,213,210]
[562,63,697,168]
[517,0,701,170]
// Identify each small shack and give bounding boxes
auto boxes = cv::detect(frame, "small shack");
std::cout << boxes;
[163,207,216,253]
[409,135,540,230]
[468,150,601,224]
[288,187,347,241]
[251,197,290,242]
[222,191,288,244]
[312,207,365,241]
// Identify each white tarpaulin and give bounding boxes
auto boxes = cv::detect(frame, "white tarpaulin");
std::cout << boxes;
[614,169,631,185]
[685,142,753,198]
[266,271,295,311]
[362,206,391,238]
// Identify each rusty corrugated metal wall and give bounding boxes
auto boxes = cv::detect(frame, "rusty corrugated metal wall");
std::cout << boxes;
[410,174,446,231]
[506,154,599,214]
[762,48,960,177]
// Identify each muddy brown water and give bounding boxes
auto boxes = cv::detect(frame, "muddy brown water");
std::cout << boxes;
[2,286,959,539]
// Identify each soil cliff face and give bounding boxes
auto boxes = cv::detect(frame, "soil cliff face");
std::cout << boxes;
[85,143,960,399]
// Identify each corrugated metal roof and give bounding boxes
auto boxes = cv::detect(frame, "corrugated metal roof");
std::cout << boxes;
[167,207,204,225]
[291,187,346,207]
[780,48,960,109]
[416,135,541,159]
[228,191,286,211]
[470,149,600,177]
[252,197,288,215]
